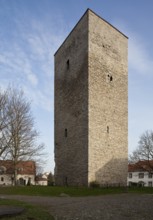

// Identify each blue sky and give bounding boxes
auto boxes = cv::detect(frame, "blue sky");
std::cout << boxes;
[1,0,153,172]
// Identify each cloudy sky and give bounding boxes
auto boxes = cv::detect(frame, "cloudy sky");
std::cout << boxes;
[1,0,153,172]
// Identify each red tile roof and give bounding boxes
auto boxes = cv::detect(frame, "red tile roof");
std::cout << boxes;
[0,160,36,175]
[35,177,47,182]
[128,160,153,172]
[35,174,47,182]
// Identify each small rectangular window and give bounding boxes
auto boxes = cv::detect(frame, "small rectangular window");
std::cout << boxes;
[129,173,132,178]
[128,181,132,186]
[107,126,109,133]
[107,74,113,82]
[65,129,67,137]
[139,173,144,179]
[66,59,69,69]
[1,177,4,182]
[148,181,152,187]
[148,173,152,178]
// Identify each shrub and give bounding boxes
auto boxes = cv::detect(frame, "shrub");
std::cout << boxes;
[89,181,100,188]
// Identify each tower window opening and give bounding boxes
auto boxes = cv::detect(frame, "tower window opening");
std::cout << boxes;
[66,59,70,69]
[65,129,68,137]
[107,74,113,82]
[107,126,109,133]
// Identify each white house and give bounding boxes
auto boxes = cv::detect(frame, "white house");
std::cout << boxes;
[35,173,48,186]
[0,160,36,186]
[128,161,153,187]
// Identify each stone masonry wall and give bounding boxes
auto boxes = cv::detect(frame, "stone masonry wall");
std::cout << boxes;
[54,12,89,186]
[88,10,128,186]
[55,9,128,186]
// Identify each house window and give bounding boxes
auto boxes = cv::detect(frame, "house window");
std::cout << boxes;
[128,181,132,186]
[65,129,67,137]
[1,177,4,182]
[0,166,6,174]
[129,173,132,178]
[148,181,152,187]
[107,126,109,133]
[139,173,144,179]
[148,173,152,178]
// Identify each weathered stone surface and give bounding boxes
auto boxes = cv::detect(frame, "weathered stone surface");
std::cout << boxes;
[54,9,128,186]
[88,10,128,186]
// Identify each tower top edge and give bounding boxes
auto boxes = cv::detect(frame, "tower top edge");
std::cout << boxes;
[54,8,128,56]
[87,9,128,39]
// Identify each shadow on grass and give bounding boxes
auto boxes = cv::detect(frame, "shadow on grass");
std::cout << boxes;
[0,198,54,220]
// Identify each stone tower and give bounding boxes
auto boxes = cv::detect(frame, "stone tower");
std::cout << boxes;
[54,9,128,186]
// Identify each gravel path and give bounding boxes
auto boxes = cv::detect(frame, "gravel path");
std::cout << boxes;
[2,194,153,220]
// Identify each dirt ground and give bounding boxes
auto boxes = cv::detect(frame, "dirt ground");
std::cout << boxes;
[2,194,153,220]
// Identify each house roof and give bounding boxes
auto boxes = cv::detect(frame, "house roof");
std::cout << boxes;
[0,160,36,175]
[128,160,153,172]
[35,174,48,182]
[35,177,47,182]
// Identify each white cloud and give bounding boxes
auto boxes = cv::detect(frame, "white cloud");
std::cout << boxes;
[22,86,53,112]
[27,73,38,86]
[113,19,153,75]
[112,19,153,155]
[129,36,153,75]
[0,13,67,113]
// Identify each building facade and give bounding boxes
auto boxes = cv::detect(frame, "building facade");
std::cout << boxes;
[0,160,36,186]
[128,161,153,187]
[54,9,128,186]
[35,173,48,186]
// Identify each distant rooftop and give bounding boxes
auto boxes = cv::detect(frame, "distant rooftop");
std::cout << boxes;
[0,160,36,175]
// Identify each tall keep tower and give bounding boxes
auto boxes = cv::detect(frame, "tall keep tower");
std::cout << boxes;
[54,9,128,186]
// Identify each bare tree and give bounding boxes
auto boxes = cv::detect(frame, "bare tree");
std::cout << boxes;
[129,130,153,170]
[0,87,46,185]
[0,89,11,157]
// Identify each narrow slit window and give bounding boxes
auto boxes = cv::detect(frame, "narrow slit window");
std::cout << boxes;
[65,128,67,137]
[107,74,113,82]
[66,59,69,69]
[107,126,109,133]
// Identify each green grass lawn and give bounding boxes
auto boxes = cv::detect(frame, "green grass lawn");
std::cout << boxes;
[128,187,153,194]
[0,185,145,197]
[0,186,152,197]
[0,198,54,220]
[0,186,153,220]
[0,186,126,197]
